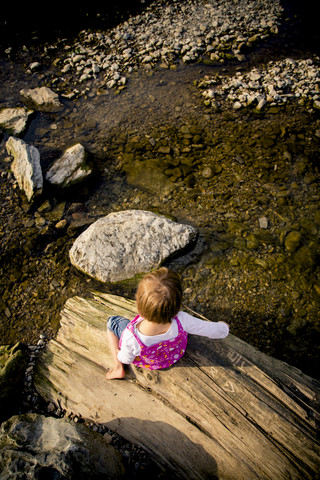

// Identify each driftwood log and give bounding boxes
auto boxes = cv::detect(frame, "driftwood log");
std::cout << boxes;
[34,293,320,480]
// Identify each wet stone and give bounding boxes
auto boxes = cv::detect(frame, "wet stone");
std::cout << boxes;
[293,246,316,271]
[284,231,302,253]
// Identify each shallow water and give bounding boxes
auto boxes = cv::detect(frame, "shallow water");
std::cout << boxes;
[0,1,320,379]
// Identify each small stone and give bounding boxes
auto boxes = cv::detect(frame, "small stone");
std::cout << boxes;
[29,62,41,71]
[38,200,51,213]
[256,97,267,111]
[47,402,56,413]
[294,246,316,270]
[104,432,113,444]
[202,167,213,178]
[157,146,171,154]
[246,234,260,250]
[233,101,242,110]
[35,216,46,228]
[259,217,268,229]
[284,231,302,253]
[45,144,92,187]
[55,219,68,230]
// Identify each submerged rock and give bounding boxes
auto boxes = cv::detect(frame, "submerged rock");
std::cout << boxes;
[0,107,33,135]
[6,136,43,201]
[69,210,197,282]
[294,246,316,271]
[123,159,175,197]
[0,414,125,479]
[20,86,62,112]
[284,231,302,253]
[45,143,92,187]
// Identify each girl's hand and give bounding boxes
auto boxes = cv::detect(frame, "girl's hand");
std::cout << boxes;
[219,321,230,327]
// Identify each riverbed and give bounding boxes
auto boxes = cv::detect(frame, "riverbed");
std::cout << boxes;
[0,0,319,379]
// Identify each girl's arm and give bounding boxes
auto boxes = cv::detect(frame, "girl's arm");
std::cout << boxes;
[178,311,229,339]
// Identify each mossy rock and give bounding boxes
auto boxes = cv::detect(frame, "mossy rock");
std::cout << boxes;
[293,246,316,271]
[0,343,28,420]
[284,231,302,253]
[123,159,175,196]
[246,234,260,250]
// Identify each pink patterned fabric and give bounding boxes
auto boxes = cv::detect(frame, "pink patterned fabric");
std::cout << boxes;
[120,315,188,370]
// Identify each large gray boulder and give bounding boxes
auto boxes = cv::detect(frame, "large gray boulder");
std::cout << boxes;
[0,414,125,479]
[6,137,43,201]
[69,210,197,282]
[45,143,92,187]
[0,107,33,135]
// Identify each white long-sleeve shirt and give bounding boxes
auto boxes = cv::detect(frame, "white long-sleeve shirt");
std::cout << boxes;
[117,311,229,364]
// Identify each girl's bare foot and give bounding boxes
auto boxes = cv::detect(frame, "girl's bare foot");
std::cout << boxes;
[106,366,125,380]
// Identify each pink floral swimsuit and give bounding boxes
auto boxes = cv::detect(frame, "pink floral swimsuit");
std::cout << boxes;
[120,315,188,370]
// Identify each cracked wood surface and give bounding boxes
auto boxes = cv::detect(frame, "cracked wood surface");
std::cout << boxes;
[34,293,320,480]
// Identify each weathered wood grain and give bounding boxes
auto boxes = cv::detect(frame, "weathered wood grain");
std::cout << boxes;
[35,293,320,480]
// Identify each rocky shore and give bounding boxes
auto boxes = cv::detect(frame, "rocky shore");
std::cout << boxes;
[1,0,320,477]
[46,0,283,95]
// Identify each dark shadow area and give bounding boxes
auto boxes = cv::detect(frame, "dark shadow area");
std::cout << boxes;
[104,417,218,480]
[0,1,154,49]
[281,0,320,53]
[181,305,320,381]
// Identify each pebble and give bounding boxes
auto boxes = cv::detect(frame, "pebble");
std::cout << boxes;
[104,432,113,444]
[259,217,268,229]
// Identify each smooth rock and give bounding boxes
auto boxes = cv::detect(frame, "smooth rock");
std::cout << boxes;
[0,414,125,479]
[69,210,197,282]
[202,166,213,178]
[0,107,33,135]
[20,86,62,112]
[45,143,92,187]
[6,136,43,201]
[259,217,269,229]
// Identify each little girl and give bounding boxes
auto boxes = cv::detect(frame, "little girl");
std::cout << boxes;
[106,267,229,380]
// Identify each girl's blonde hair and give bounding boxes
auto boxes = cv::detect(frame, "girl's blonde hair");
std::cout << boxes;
[136,267,182,324]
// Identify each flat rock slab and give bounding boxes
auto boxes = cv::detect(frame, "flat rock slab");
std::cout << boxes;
[69,210,197,282]
[20,86,62,112]
[6,136,43,201]
[0,413,125,479]
[45,143,92,187]
[123,159,175,197]
[0,107,33,135]
[35,293,320,480]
